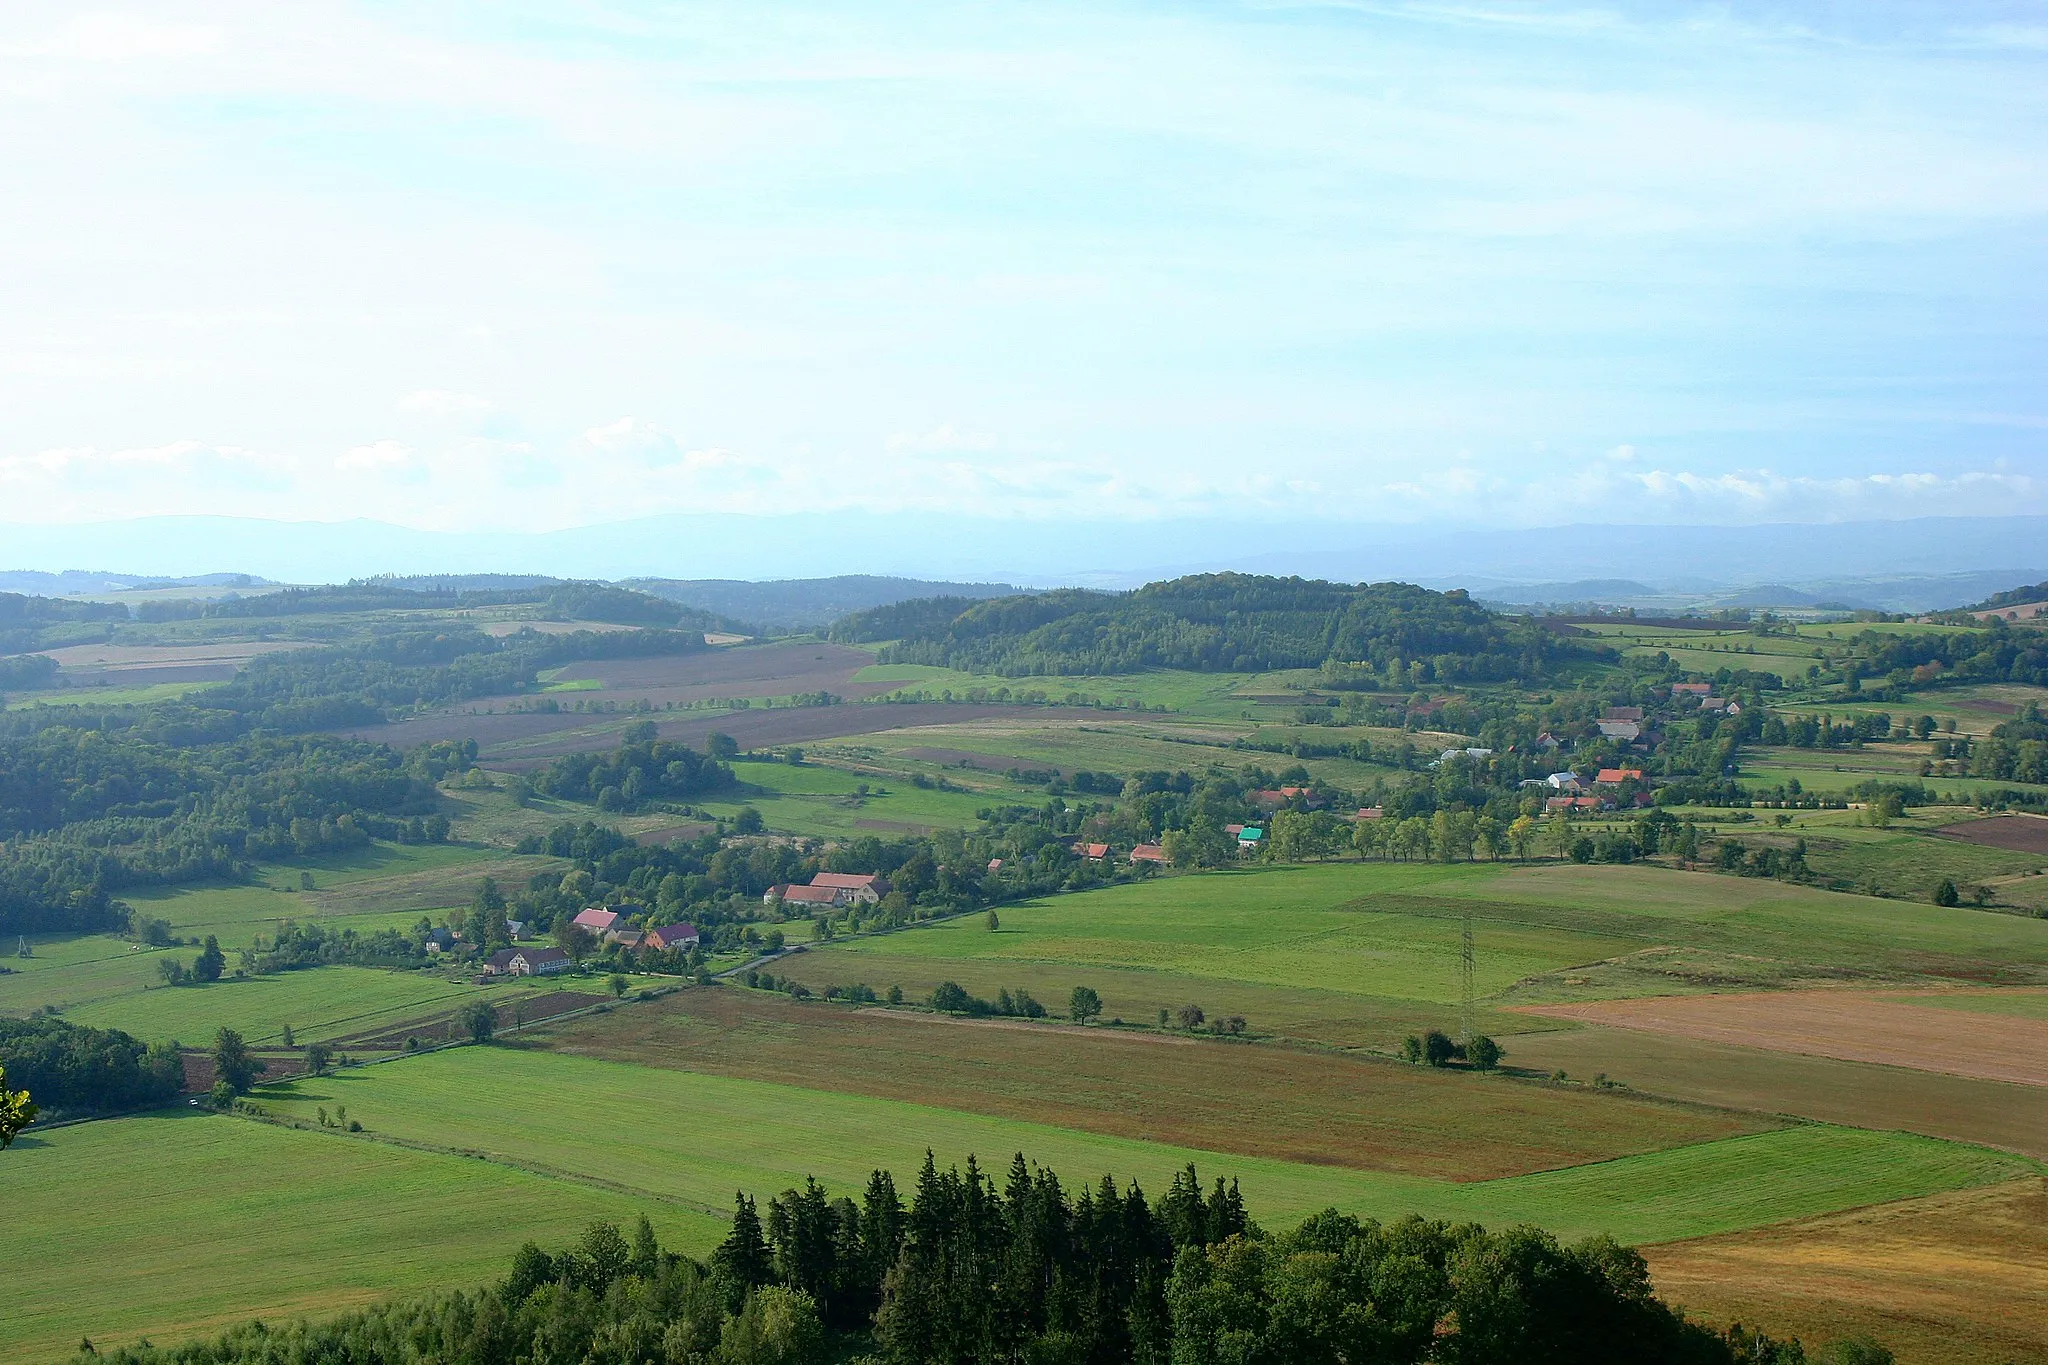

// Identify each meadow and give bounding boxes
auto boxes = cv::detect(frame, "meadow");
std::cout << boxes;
[254,1044,2033,1249]
[784,860,2048,1052]
[0,1109,720,1362]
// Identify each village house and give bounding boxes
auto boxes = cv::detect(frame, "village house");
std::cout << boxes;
[1594,767,1645,785]
[1596,719,1642,741]
[1236,826,1265,852]
[766,883,847,908]
[1545,772,1583,791]
[1545,794,1607,813]
[1670,682,1713,697]
[606,928,644,949]
[1352,806,1384,821]
[572,906,623,935]
[1071,841,1110,860]
[1602,706,1646,722]
[484,946,573,978]
[1127,843,1167,864]
[504,920,526,941]
[809,872,889,903]
[643,923,700,951]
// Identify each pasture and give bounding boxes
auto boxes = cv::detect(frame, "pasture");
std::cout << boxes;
[786,861,2048,1051]
[256,1045,2035,1248]
[0,1110,718,1362]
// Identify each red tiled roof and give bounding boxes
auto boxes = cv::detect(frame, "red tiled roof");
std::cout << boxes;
[811,872,884,891]
[1128,843,1167,863]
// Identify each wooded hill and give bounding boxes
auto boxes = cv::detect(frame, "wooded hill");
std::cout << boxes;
[832,574,1592,681]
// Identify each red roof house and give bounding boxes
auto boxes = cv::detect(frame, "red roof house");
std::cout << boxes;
[1594,768,1644,785]
[1071,842,1109,860]
[572,907,622,935]
[1127,843,1168,864]
[644,923,699,950]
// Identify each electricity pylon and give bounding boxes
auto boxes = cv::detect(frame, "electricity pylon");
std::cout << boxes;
[1459,907,1475,1045]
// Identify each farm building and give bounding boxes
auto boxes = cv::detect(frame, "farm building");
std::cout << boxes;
[1595,767,1645,785]
[1127,843,1167,864]
[1071,842,1110,860]
[1671,682,1713,697]
[1236,827,1264,851]
[644,923,699,950]
[572,907,622,935]
[484,946,574,978]
[1596,719,1642,741]
[768,883,848,907]
[809,872,889,903]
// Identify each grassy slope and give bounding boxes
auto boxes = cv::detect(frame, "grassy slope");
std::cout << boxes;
[255,1047,2033,1249]
[0,1110,720,1361]
[789,862,2048,1046]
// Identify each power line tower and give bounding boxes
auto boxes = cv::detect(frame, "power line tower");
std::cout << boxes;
[1458,907,1475,1045]
[15,935,30,959]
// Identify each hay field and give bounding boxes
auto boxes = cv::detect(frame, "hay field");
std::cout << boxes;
[532,986,1772,1180]
[1646,1179,2048,1365]
[1501,1022,2048,1160]
[1521,989,2048,1087]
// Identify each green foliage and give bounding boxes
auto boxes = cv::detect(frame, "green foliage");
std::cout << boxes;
[211,1028,264,1094]
[1068,986,1102,1022]
[534,735,735,809]
[0,1062,39,1148]
[1933,877,1960,908]
[461,999,498,1044]
[836,573,1592,681]
[1467,1035,1503,1071]
[0,1017,182,1115]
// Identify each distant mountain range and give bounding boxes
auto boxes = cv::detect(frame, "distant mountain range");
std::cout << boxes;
[2,513,2044,617]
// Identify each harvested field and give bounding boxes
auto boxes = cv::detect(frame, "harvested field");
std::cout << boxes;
[1499,1023,2048,1160]
[477,620,642,637]
[300,852,563,917]
[526,987,1775,1181]
[348,701,1048,764]
[1934,814,2048,855]
[549,641,894,705]
[1646,1178,2048,1365]
[1522,989,2048,1087]
[632,822,717,846]
[36,639,312,680]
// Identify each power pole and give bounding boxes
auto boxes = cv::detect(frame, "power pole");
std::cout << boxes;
[1459,907,1475,1045]
[15,935,29,959]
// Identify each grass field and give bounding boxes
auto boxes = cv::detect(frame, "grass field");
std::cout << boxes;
[784,862,2048,1051]
[531,986,1772,1180]
[257,1045,2035,1248]
[0,1110,720,1361]
[696,758,998,835]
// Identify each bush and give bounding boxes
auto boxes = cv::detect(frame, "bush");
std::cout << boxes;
[1423,1029,1457,1067]
[1933,878,1960,907]
[1467,1035,1503,1070]
[1069,986,1102,1022]
[1175,1003,1206,1031]
[930,981,972,1013]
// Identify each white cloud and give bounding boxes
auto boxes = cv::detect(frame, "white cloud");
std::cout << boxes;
[399,389,494,418]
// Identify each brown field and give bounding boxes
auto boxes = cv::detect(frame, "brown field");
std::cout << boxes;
[1521,989,2048,1087]
[1646,1178,2048,1365]
[549,641,895,706]
[348,700,1049,764]
[1499,1023,2048,1160]
[35,639,313,683]
[524,986,1775,1181]
[477,620,644,637]
[1935,814,2048,855]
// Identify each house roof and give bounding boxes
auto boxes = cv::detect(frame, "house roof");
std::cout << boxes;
[1072,842,1109,859]
[1595,768,1644,784]
[778,884,843,904]
[572,907,621,931]
[1671,682,1713,695]
[1237,827,1264,840]
[1603,706,1646,721]
[811,872,884,890]
[1353,806,1383,820]
[486,948,521,970]
[649,922,698,942]
[521,946,571,966]
[1128,843,1167,862]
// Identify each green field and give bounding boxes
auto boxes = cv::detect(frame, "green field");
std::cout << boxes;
[786,861,2048,1045]
[9,678,227,707]
[0,840,566,1045]
[256,1046,2032,1248]
[697,758,998,835]
[0,1109,720,1361]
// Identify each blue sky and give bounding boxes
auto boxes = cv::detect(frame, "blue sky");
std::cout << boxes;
[0,1,2042,532]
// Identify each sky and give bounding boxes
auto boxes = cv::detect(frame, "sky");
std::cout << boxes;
[1,0,2044,536]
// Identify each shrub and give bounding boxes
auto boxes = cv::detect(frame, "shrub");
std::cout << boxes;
[1467,1035,1503,1070]
[1423,1030,1457,1067]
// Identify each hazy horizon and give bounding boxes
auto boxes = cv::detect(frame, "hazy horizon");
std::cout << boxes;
[2,2,2043,541]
